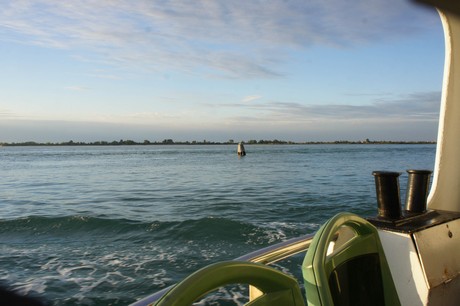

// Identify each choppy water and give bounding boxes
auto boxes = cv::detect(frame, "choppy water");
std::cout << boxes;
[0,144,435,305]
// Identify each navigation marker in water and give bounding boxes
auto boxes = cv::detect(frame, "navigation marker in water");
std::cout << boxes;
[237,142,246,156]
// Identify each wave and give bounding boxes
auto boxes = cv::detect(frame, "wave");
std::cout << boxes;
[0,215,313,305]
[0,215,242,231]
[0,215,142,236]
[0,215,316,254]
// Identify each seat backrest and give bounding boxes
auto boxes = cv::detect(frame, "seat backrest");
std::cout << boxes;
[302,213,400,306]
[155,261,305,306]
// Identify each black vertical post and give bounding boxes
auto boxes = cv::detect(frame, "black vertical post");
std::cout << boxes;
[372,171,402,220]
[405,170,432,214]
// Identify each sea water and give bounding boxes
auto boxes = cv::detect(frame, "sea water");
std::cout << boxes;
[0,144,435,305]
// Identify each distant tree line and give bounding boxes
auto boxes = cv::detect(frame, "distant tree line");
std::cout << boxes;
[0,138,436,146]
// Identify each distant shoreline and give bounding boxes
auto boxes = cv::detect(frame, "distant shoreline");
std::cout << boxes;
[0,139,436,146]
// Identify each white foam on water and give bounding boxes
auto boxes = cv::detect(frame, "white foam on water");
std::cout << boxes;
[13,278,47,295]
[57,265,96,278]
[260,221,321,243]
[40,257,59,271]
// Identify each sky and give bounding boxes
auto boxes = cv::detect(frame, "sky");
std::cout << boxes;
[0,0,445,143]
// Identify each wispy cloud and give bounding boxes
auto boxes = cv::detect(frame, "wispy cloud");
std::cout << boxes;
[219,91,441,123]
[0,0,438,79]
[65,86,89,91]
[0,108,13,117]
[242,95,262,103]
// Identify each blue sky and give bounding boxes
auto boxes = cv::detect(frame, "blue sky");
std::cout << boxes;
[0,0,445,143]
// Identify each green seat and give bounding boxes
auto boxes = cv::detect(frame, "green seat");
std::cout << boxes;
[155,261,306,306]
[302,213,400,306]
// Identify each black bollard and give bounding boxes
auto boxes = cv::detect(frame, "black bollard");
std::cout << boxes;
[372,171,402,220]
[405,170,432,214]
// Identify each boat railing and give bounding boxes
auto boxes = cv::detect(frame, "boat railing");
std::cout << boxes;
[235,233,314,263]
[130,233,315,306]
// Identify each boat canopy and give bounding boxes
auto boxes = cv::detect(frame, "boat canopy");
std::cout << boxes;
[428,5,460,213]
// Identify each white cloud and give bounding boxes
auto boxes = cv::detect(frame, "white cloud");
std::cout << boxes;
[0,0,439,78]
[242,95,262,103]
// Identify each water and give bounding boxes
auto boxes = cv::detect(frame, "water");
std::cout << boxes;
[0,144,435,305]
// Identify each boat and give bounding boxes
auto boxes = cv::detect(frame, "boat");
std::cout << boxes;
[131,1,460,305]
